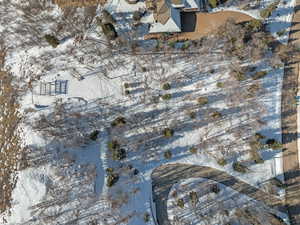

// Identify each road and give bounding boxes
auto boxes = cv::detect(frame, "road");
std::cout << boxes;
[282,1,300,224]
[151,164,285,225]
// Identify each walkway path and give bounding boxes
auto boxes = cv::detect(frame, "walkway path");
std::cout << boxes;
[151,164,285,225]
[282,1,300,224]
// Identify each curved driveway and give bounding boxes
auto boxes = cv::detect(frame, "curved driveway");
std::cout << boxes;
[151,164,285,225]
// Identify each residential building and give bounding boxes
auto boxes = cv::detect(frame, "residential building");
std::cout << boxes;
[146,0,207,33]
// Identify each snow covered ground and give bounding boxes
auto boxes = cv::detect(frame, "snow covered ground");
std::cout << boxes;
[264,0,296,44]
[214,0,296,44]
[167,178,288,225]
[0,0,296,224]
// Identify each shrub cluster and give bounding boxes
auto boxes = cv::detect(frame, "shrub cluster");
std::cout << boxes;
[177,198,185,208]
[102,9,116,24]
[211,184,220,194]
[107,140,126,160]
[270,177,286,188]
[143,213,150,222]
[232,70,246,81]
[112,148,126,160]
[266,139,282,150]
[108,140,120,151]
[189,147,197,154]
[216,82,224,88]
[253,71,268,80]
[89,130,99,141]
[97,17,118,40]
[164,150,172,159]
[251,151,264,164]
[161,93,172,100]
[208,0,217,8]
[260,1,279,19]
[211,111,222,119]
[189,191,198,207]
[247,83,260,97]
[133,11,142,21]
[111,116,126,127]
[232,162,248,173]
[188,111,197,119]
[44,34,59,48]
[197,97,208,106]
[217,158,227,166]
[246,19,263,32]
[162,83,171,90]
[107,173,119,187]
[163,128,174,138]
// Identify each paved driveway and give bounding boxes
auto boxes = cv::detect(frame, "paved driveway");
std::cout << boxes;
[282,1,300,224]
[151,164,285,225]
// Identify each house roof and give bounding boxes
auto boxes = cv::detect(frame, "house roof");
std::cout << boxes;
[145,0,155,10]
[149,0,201,33]
[149,7,181,33]
[154,0,172,25]
[171,0,183,5]
[184,0,200,9]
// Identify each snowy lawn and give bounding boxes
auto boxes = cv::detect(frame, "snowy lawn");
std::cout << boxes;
[0,0,296,224]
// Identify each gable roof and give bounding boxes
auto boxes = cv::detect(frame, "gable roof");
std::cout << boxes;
[171,0,183,5]
[148,0,202,33]
[184,0,200,9]
[149,6,181,33]
[154,0,171,25]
